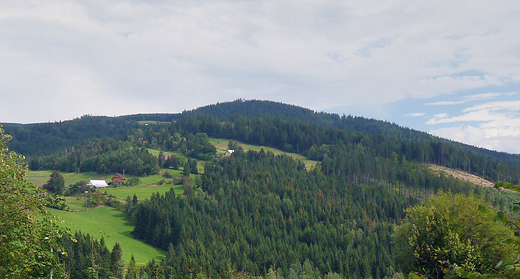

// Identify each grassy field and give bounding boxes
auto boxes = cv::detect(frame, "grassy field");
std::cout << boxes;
[209,138,318,170]
[26,170,111,187]
[26,138,314,268]
[28,168,184,188]
[137,121,171,125]
[105,184,184,201]
[64,196,89,211]
[52,207,165,266]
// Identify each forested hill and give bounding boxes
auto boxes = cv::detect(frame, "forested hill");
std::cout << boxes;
[177,99,520,168]
[5,100,520,278]
[1,116,135,156]
[3,99,520,169]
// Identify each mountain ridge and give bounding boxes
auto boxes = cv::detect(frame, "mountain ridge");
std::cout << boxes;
[3,99,519,166]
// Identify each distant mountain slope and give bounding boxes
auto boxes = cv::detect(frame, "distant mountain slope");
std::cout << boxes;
[2,99,520,169]
[181,99,520,168]
[427,164,494,188]
[1,116,136,156]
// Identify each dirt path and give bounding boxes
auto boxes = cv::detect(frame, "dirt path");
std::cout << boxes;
[427,164,494,188]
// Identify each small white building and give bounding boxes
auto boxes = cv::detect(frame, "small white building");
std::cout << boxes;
[87,180,109,188]
[224,150,235,157]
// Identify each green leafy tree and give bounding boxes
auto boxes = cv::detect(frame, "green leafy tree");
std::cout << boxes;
[42,170,65,195]
[490,181,520,270]
[0,126,66,278]
[393,192,518,278]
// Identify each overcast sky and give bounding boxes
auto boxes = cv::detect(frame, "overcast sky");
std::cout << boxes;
[1,1,520,154]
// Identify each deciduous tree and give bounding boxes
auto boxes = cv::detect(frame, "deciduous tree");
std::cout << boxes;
[0,126,65,278]
[393,192,518,278]
[42,170,65,195]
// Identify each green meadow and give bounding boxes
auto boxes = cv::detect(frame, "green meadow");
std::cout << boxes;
[27,168,184,188]
[27,170,111,187]
[105,184,184,200]
[52,207,166,266]
[29,140,312,268]
[209,138,317,170]
[64,196,89,211]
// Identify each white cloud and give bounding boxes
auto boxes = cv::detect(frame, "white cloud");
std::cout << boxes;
[405,112,426,117]
[463,100,520,112]
[426,92,502,105]
[0,0,520,137]
[426,96,520,153]
[431,125,520,154]
[426,109,508,124]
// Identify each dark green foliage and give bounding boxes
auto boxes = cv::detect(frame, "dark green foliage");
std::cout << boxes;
[130,143,518,278]
[133,151,417,278]
[58,231,125,278]
[29,138,159,176]
[126,112,520,184]
[42,170,65,195]
[5,100,520,182]
[4,100,520,278]
[64,180,88,196]
[3,115,136,156]
[163,154,184,170]
[163,170,172,178]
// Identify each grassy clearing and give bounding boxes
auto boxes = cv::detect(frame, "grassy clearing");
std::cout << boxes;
[137,121,170,125]
[209,138,318,170]
[64,196,88,211]
[30,167,185,201]
[105,184,184,201]
[52,207,165,266]
[27,171,111,187]
[28,168,185,188]
[146,148,179,157]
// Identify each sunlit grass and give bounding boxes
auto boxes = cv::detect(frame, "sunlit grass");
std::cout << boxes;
[105,184,184,201]
[52,207,166,266]
[27,170,110,187]
[209,138,317,170]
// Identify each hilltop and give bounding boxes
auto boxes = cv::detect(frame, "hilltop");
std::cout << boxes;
[3,99,520,179]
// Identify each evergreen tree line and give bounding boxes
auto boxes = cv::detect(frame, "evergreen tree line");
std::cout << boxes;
[27,111,519,184]
[128,129,216,161]
[129,150,416,278]
[58,231,125,278]
[130,113,520,184]
[4,100,520,182]
[5,100,520,170]
[181,99,520,168]
[28,138,159,176]
[128,146,519,278]
[3,115,136,156]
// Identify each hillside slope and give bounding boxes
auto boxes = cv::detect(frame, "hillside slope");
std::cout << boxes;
[427,164,494,188]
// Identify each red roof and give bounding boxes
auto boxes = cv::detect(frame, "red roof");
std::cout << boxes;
[113,173,126,180]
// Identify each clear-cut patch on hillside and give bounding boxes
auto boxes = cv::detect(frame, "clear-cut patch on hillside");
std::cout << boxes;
[427,164,494,188]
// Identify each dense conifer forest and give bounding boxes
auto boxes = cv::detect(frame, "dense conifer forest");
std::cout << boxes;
[3,100,520,278]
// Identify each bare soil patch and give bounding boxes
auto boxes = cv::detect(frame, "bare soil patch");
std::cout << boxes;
[427,164,494,188]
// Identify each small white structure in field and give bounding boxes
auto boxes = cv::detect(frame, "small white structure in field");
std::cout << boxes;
[87,180,109,188]
[224,150,235,157]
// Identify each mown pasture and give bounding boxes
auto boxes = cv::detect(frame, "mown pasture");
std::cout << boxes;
[52,207,166,266]
[105,183,184,200]
[26,170,110,187]
[209,138,317,170]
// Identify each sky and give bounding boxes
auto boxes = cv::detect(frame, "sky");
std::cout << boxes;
[1,1,520,154]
